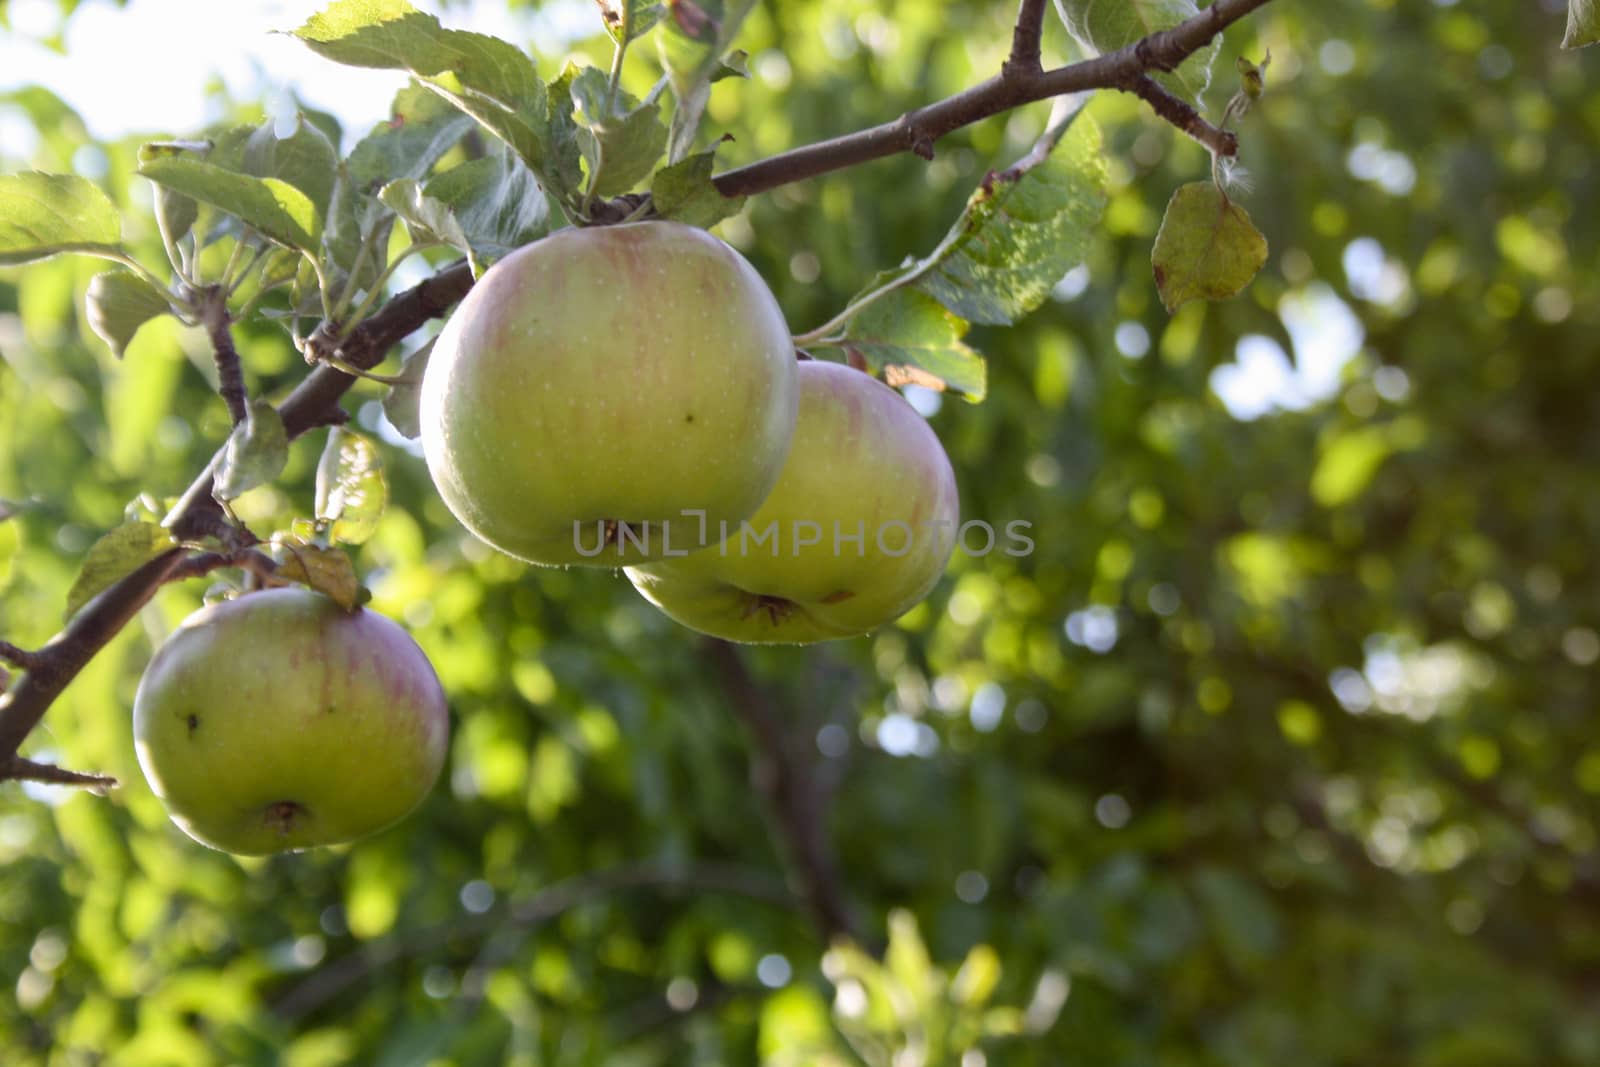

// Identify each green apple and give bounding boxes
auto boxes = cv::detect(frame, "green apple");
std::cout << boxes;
[420,220,798,567]
[626,361,960,643]
[133,587,449,855]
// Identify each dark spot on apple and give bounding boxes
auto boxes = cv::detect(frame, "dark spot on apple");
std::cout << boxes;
[820,589,856,605]
[264,801,308,835]
[685,413,695,423]
[186,713,199,736]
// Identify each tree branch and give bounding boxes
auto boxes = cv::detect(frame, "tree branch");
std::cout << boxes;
[0,548,189,764]
[712,0,1273,197]
[0,262,474,774]
[0,641,43,673]
[703,640,866,947]
[0,755,117,790]
[1005,0,1048,78]
[0,0,1281,780]
[199,287,249,426]
[1120,73,1237,157]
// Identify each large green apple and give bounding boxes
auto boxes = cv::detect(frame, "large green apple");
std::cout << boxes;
[420,221,798,566]
[626,361,960,643]
[133,587,449,855]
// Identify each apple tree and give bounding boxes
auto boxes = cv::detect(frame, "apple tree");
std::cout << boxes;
[1,0,1598,1063]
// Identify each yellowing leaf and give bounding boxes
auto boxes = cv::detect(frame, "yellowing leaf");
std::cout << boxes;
[314,428,387,547]
[1152,182,1268,312]
[65,522,176,620]
[275,540,362,610]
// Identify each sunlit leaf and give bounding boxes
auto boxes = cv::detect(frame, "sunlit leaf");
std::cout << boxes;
[567,64,669,197]
[314,428,387,546]
[137,157,321,255]
[292,0,582,203]
[64,522,175,620]
[243,114,339,222]
[816,286,986,401]
[84,270,173,358]
[911,112,1108,326]
[214,400,289,501]
[274,540,363,611]
[655,0,756,163]
[379,149,549,273]
[1151,181,1267,312]
[0,171,122,265]
[650,145,742,228]
[597,0,665,43]
[346,82,475,193]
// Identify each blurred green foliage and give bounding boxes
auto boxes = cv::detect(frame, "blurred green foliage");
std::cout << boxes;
[2,0,1599,1064]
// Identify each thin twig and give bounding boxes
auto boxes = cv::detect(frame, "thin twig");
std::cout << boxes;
[0,641,43,672]
[1120,73,1238,157]
[1006,0,1048,77]
[199,287,249,426]
[0,548,189,761]
[703,640,866,947]
[0,755,117,789]
[712,0,1273,197]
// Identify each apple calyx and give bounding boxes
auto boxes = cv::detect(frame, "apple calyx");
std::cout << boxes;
[265,800,310,835]
[742,593,798,626]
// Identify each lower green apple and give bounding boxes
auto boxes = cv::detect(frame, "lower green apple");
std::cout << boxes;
[626,361,959,643]
[133,587,449,855]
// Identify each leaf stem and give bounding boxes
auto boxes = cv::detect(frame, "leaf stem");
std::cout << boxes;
[604,6,634,117]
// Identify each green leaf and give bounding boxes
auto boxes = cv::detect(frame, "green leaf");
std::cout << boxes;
[0,171,122,266]
[381,339,433,440]
[314,428,387,546]
[1151,181,1268,312]
[568,65,669,197]
[380,150,549,273]
[378,180,471,270]
[64,522,175,621]
[710,49,749,82]
[912,113,1109,326]
[139,140,214,249]
[346,82,476,192]
[1056,0,1218,102]
[326,81,478,289]
[138,157,321,255]
[597,1,665,43]
[655,0,756,163]
[649,147,740,227]
[85,270,173,358]
[649,146,742,228]
[275,539,363,611]
[292,0,579,203]
[215,400,289,501]
[425,151,550,253]
[243,114,339,222]
[818,286,986,401]
[1567,0,1599,48]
